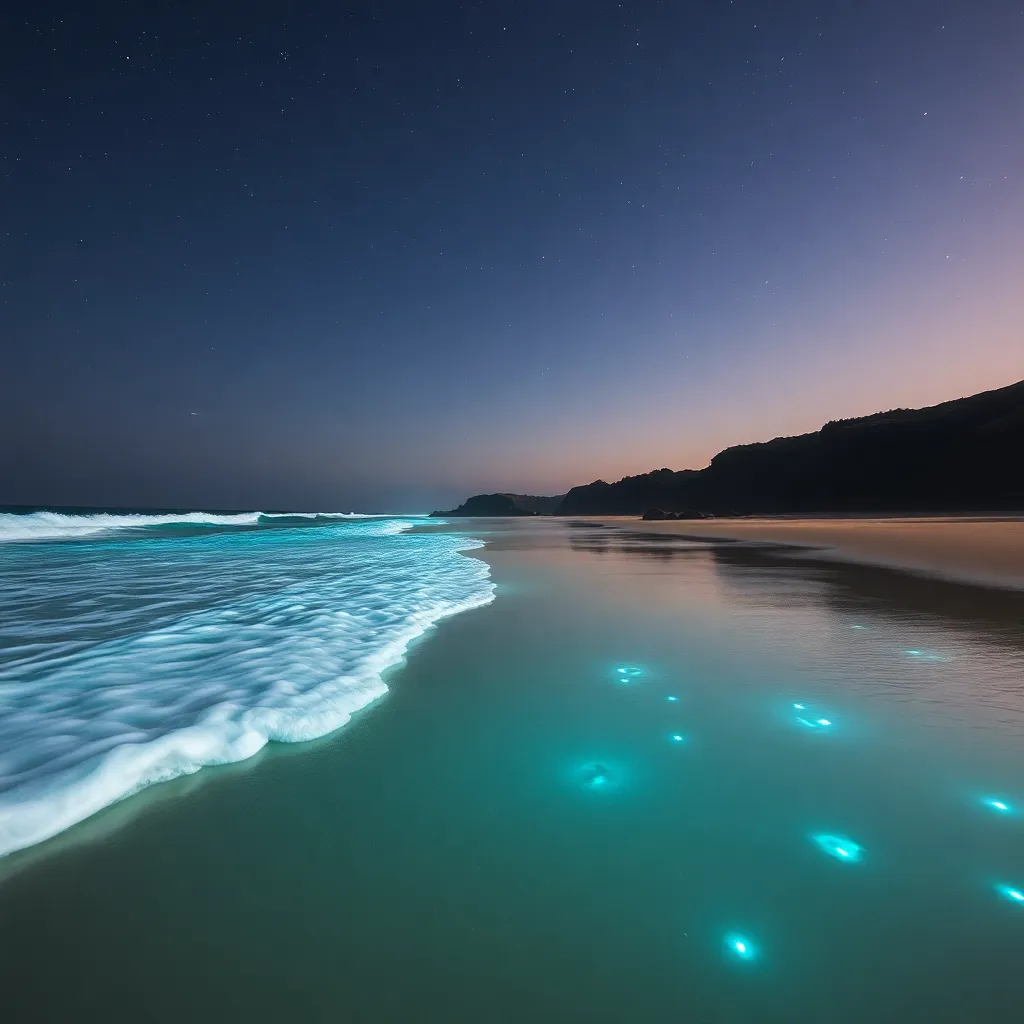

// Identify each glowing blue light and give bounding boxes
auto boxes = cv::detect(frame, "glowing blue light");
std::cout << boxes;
[796,715,834,730]
[670,733,685,743]
[983,797,1013,814]
[791,701,834,728]
[666,695,679,702]
[996,884,1024,904]
[615,665,644,682]
[725,933,757,960]
[581,763,611,790]
[851,624,868,630]
[812,834,863,863]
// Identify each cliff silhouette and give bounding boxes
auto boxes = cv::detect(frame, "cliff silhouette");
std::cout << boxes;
[433,380,1024,517]
[560,380,1024,516]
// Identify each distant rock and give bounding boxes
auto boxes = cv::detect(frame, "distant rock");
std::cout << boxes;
[430,493,563,517]
[642,508,669,520]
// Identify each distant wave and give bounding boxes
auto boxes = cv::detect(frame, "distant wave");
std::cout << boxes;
[0,516,490,857]
[0,510,385,543]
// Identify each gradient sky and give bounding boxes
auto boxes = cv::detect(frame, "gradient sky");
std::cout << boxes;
[2,0,1022,511]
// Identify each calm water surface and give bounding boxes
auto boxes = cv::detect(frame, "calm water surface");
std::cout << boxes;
[2,518,1023,1022]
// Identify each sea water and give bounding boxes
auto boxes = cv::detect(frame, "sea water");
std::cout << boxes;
[0,510,492,857]
[2,518,1024,1022]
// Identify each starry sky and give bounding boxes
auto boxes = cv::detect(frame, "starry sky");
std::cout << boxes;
[2,1,1022,511]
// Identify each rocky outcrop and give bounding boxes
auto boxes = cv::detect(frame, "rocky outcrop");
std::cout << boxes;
[430,493,563,517]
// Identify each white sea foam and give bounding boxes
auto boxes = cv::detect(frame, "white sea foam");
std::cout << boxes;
[0,515,491,857]
[259,511,380,519]
[0,509,390,543]
[0,510,260,542]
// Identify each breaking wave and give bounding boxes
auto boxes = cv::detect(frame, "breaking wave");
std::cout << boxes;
[0,510,381,543]
[0,514,491,857]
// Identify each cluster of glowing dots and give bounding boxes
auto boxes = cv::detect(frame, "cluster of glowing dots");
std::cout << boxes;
[812,834,863,863]
[793,704,833,730]
[725,934,757,961]
[601,659,1021,951]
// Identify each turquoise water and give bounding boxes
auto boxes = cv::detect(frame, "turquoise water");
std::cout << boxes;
[1,517,1023,1021]
[0,511,492,856]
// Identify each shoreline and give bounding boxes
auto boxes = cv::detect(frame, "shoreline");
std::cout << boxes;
[575,515,1024,591]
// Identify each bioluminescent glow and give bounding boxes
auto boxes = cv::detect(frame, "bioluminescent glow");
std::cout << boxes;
[796,716,834,731]
[812,834,863,863]
[996,884,1024,904]
[725,933,757,961]
[851,624,869,630]
[666,695,680,702]
[670,733,685,743]
[791,700,835,730]
[983,797,1013,814]
[580,763,612,790]
[615,665,644,682]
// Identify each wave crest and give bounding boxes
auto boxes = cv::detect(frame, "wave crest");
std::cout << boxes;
[0,510,387,543]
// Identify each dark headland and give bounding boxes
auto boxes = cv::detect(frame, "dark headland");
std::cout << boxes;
[430,493,564,517]
[432,379,1024,518]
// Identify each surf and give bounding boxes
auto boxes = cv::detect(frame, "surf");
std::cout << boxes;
[0,514,492,856]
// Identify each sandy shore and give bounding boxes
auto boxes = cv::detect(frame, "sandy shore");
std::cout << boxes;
[590,516,1024,590]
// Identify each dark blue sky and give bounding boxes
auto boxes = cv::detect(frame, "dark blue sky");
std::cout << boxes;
[3,1,1022,511]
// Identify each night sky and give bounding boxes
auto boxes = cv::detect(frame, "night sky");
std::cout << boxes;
[3,1,1022,511]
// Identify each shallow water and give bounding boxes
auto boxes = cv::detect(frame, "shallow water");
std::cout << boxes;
[2,518,1023,1022]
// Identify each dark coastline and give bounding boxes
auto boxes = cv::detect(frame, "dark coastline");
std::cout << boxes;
[435,379,1024,519]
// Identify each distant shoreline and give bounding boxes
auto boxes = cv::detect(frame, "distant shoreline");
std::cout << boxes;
[587,515,1024,591]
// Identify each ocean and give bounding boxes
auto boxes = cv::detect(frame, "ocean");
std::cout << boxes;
[0,510,492,857]
[1,515,1023,1021]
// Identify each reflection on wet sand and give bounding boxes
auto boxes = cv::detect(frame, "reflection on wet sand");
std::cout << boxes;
[564,521,1024,656]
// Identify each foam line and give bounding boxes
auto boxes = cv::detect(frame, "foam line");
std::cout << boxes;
[0,510,402,543]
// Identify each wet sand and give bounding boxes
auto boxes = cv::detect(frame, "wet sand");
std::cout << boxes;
[596,516,1024,590]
